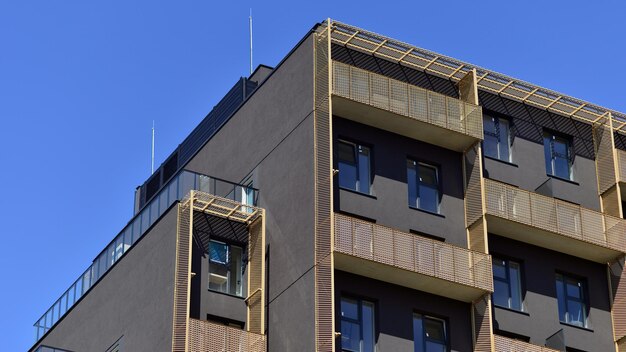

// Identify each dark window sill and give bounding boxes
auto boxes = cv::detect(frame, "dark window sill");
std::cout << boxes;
[207,288,246,300]
[493,304,529,316]
[409,205,445,218]
[560,321,593,332]
[339,186,377,199]
[547,174,579,186]
[484,155,518,167]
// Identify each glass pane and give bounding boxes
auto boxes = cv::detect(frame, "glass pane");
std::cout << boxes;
[509,262,522,310]
[231,245,243,296]
[341,298,359,320]
[362,301,375,352]
[339,161,358,191]
[556,276,566,322]
[413,315,424,352]
[408,160,418,207]
[341,320,361,352]
[338,142,356,164]
[425,341,446,352]
[554,156,570,179]
[567,300,584,326]
[209,241,228,264]
[141,208,150,234]
[418,185,438,213]
[424,318,445,341]
[544,135,553,175]
[566,280,581,299]
[168,177,179,204]
[131,217,141,244]
[483,135,499,159]
[493,259,507,279]
[483,116,496,134]
[358,146,371,194]
[419,165,437,186]
[159,190,169,215]
[499,119,510,161]
[493,280,510,308]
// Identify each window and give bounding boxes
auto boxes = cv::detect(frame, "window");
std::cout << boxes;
[413,314,447,352]
[407,160,440,213]
[544,132,573,180]
[556,273,588,327]
[338,140,371,194]
[208,240,243,297]
[340,297,375,352]
[492,258,523,311]
[483,115,511,162]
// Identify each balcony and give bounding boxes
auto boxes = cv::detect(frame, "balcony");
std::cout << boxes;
[484,178,626,263]
[331,61,483,152]
[333,214,492,302]
[33,170,258,342]
[189,319,266,352]
[494,335,560,352]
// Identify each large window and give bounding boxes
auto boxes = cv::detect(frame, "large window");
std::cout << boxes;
[407,160,440,213]
[338,140,372,194]
[492,258,523,311]
[413,314,447,352]
[544,132,573,180]
[483,115,511,162]
[208,240,243,297]
[340,297,375,352]
[556,273,588,327]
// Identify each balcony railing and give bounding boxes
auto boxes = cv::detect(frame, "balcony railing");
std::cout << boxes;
[33,170,258,342]
[189,319,266,352]
[494,335,560,352]
[618,149,626,183]
[332,61,483,140]
[485,178,626,254]
[334,214,493,293]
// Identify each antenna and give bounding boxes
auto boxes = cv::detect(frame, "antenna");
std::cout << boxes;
[249,8,253,75]
[151,120,155,174]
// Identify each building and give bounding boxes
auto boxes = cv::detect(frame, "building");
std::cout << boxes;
[30,19,626,352]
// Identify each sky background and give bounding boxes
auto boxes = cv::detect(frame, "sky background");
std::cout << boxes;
[1,1,625,350]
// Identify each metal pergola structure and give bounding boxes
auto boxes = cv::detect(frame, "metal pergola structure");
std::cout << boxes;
[326,20,626,133]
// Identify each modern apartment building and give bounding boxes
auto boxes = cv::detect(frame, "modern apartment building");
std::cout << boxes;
[30,19,626,352]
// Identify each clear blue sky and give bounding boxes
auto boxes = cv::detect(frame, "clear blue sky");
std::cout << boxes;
[1,1,625,350]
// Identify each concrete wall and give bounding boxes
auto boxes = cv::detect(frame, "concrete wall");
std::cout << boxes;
[332,117,467,247]
[334,270,473,352]
[32,206,179,352]
[184,33,317,352]
[489,234,613,351]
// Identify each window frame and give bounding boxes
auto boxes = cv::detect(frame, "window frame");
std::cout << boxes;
[483,115,512,162]
[340,296,376,352]
[543,131,574,181]
[555,272,589,328]
[207,239,244,297]
[337,139,373,195]
[413,313,449,352]
[407,158,441,214]
[492,256,524,312]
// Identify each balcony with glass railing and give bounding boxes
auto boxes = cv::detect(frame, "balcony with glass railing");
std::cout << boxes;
[333,214,493,302]
[331,61,483,152]
[484,178,626,263]
[494,335,560,352]
[188,319,266,352]
[33,170,258,342]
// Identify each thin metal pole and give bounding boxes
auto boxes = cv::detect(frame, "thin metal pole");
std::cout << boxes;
[249,9,253,75]
[151,120,155,174]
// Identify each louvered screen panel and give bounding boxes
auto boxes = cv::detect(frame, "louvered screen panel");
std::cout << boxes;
[472,295,493,352]
[172,199,192,352]
[464,144,484,227]
[594,119,618,194]
[618,150,626,183]
[602,185,622,218]
[468,220,486,253]
[493,334,560,352]
[188,319,266,352]
[314,23,335,352]
[247,215,265,335]
[610,257,626,341]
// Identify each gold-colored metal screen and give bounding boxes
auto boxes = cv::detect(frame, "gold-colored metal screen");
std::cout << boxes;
[595,118,618,194]
[334,214,493,292]
[246,214,265,335]
[172,196,192,352]
[188,319,266,352]
[315,22,335,352]
[603,185,622,219]
[464,143,484,228]
[610,257,626,342]
[618,149,626,183]
[468,220,486,254]
[332,61,483,139]
[494,334,560,352]
[472,295,493,352]
[485,179,626,253]
[619,338,626,352]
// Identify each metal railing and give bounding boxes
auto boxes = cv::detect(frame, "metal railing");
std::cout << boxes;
[332,61,483,139]
[33,170,258,342]
[494,335,560,352]
[484,178,626,252]
[189,319,266,352]
[333,214,493,292]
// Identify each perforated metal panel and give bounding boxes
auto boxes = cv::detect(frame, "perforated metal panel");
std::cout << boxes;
[472,295,493,352]
[247,215,265,335]
[595,119,618,194]
[334,214,493,292]
[172,197,192,352]
[494,334,560,352]
[188,319,266,352]
[464,144,484,227]
[610,257,626,342]
[332,61,483,139]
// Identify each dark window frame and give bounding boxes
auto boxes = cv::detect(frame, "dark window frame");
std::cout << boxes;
[483,114,512,162]
[336,138,374,195]
[543,130,574,180]
[339,295,376,352]
[407,158,441,214]
[555,272,589,328]
[413,312,449,352]
[491,256,525,312]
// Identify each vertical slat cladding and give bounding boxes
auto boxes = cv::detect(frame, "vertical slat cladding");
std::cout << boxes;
[315,24,334,352]
[594,120,618,194]
[172,201,191,352]
[247,216,264,334]
[603,185,622,218]
[619,337,626,352]
[464,144,483,227]
[468,221,486,253]
[618,150,626,183]
[610,257,626,341]
[333,214,493,292]
[493,334,560,352]
[473,295,493,352]
[188,319,266,352]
